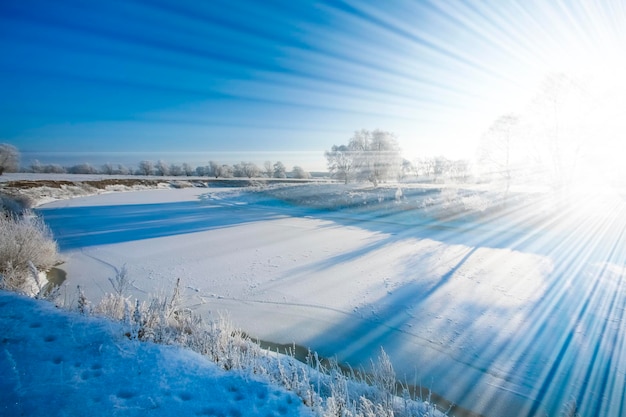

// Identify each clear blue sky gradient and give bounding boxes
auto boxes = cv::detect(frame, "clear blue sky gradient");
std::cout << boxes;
[1,0,625,169]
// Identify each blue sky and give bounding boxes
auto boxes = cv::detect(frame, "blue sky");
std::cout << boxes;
[1,0,625,170]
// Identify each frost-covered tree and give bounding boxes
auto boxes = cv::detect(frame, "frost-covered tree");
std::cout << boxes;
[219,164,233,178]
[0,143,20,175]
[195,166,206,176]
[43,164,66,174]
[69,163,97,174]
[115,164,131,175]
[324,145,354,184]
[241,161,260,178]
[30,159,43,173]
[263,161,273,178]
[182,163,194,176]
[361,129,402,186]
[273,161,286,178]
[433,156,450,182]
[101,163,115,175]
[326,129,401,186]
[169,164,183,176]
[291,166,311,179]
[137,160,154,176]
[155,160,170,176]
[207,161,221,178]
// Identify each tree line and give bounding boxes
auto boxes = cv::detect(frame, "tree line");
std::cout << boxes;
[4,138,472,184]
[0,147,312,179]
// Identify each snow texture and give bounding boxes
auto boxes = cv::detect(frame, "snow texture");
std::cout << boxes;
[25,182,626,417]
[0,290,311,417]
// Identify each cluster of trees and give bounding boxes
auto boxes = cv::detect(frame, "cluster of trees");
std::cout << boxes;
[25,157,312,179]
[401,157,471,182]
[134,159,310,179]
[325,130,471,185]
[325,129,403,186]
[475,73,600,194]
[0,143,314,179]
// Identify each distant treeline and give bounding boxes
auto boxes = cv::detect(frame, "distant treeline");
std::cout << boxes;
[27,159,315,179]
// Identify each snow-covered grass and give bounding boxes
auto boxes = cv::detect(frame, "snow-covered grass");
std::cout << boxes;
[78,272,448,417]
[0,290,312,417]
[1,278,447,417]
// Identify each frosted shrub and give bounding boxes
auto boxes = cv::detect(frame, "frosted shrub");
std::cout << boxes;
[0,212,59,295]
[94,266,134,320]
[370,348,396,410]
[77,285,91,315]
[86,269,448,417]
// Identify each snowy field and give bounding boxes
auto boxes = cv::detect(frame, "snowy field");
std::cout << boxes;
[24,180,626,417]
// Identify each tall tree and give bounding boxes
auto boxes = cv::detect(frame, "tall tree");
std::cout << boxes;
[363,129,402,186]
[324,145,354,184]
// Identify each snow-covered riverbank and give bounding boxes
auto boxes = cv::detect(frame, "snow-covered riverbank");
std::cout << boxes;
[29,182,626,417]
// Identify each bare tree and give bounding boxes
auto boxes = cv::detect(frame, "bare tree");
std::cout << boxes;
[449,159,471,182]
[421,157,437,179]
[0,143,20,175]
[232,163,244,178]
[263,161,273,178]
[400,159,413,180]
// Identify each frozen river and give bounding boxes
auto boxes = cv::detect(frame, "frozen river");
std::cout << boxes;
[38,186,626,417]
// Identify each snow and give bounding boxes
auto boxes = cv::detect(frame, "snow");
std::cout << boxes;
[19,182,626,416]
[0,290,311,417]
